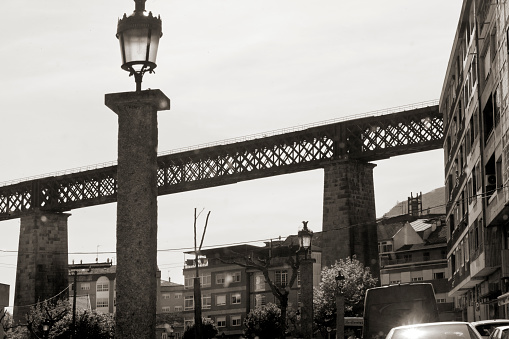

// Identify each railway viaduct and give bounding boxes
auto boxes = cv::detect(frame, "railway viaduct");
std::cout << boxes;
[0,100,443,319]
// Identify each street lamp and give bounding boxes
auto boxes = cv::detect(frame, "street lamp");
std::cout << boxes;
[106,1,170,338]
[298,221,314,339]
[116,0,163,92]
[42,320,50,339]
[298,221,313,259]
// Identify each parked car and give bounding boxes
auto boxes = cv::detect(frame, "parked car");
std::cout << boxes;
[385,321,482,339]
[488,325,509,339]
[472,320,509,339]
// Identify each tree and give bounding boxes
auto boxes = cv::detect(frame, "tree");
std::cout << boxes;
[313,256,378,336]
[182,318,217,339]
[6,300,114,339]
[52,310,115,338]
[244,303,283,339]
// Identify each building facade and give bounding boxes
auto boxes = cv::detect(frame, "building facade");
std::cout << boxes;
[68,261,117,314]
[440,0,509,321]
[159,279,185,314]
[181,240,321,338]
[378,214,456,320]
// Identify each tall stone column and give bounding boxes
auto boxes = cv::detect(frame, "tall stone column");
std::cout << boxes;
[300,257,315,339]
[14,211,70,324]
[105,89,170,339]
[321,160,379,278]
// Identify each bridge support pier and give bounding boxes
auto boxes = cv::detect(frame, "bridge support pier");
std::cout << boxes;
[321,160,379,278]
[13,211,70,324]
[106,89,170,339]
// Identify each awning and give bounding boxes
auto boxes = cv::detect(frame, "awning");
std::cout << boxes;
[497,291,509,306]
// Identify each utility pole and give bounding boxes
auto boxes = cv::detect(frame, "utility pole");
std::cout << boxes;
[71,271,77,339]
[193,208,211,339]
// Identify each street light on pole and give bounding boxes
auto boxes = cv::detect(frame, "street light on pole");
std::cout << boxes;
[298,221,315,339]
[116,0,163,92]
[106,1,170,338]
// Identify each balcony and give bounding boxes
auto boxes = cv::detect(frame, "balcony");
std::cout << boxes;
[448,215,468,249]
[184,258,209,269]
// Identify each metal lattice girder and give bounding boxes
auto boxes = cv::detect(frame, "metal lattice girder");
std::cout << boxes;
[342,105,443,161]
[0,105,442,221]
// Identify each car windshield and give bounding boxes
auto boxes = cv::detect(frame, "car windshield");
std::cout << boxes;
[391,324,479,339]
[476,323,509,337]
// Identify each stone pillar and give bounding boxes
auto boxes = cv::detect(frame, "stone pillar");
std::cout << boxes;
[105,89,170,339]
[321,160,379,278]
[14,211,70,324]
[300,257,315,339]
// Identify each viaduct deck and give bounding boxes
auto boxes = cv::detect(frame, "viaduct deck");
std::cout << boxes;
[0,102,442,221]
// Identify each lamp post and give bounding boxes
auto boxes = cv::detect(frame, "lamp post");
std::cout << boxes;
[42,320,50,339]
[116,0,162,92]
[298,221,315,339]
[106,1,170,338]
[335,272,345,339]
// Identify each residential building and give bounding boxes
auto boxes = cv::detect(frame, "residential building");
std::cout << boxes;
[378,213,456,321]
[181,238,321,338]
[68,261,117,314]
[440,0,509,321]
[68,260,183,338]
[159,279,185,314]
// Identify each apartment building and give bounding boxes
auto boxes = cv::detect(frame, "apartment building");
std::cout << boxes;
[378,214,456,320]
[440,0,509,321]
[68,261,117,314]
[160,279,185,314]
[181,239,321,338]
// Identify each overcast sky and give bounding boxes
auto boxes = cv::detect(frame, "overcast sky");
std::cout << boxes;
[0,0,462,308]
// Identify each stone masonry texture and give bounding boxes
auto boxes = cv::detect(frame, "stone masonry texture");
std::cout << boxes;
[321,160,379,279]
[14,211,70,324]
[106,89,170,339]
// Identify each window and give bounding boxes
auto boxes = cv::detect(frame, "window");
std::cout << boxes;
[255,294,266,307]
[216,317,226,327]
[184,296,194,310]
[174,293,182,299]
[389,280,401,284]
[162,333,167,339]
[411,277,423,282]
[81,283,90,291]
[231,293,241,305]
[200,273,211,287]
[216,273,225,285]
[379,241,393,253]
[216,295,226,306]
[162,306,171,313]
[275,270,288,287]
[231,315,242,326]
[162,294,171,299]
[96,283,109,292]
[423,252,430,261]
[232,271,241,282]
[174,306,183,312]
[403,254,412,262]
[433,272,445,279]
[97,298,109,308]
[184,274,194,289]
[254,273,265,291]
[437,298,447,303]
[202,294,211,309]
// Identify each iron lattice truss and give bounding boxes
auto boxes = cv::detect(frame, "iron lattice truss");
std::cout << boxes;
[0,105,442,221]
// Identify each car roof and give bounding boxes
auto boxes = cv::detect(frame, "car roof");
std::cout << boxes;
[472,320,509,325]
[392,322,472,330]
[494,326,509,330]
